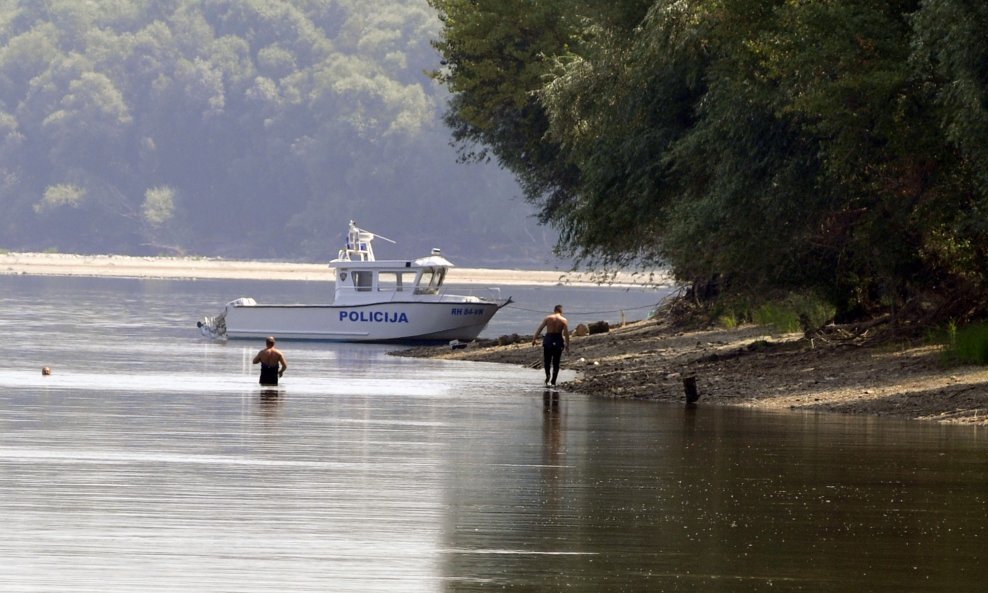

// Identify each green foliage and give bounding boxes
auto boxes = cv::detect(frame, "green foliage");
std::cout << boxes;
[752,294,835,335]
[713,292,834,334]
[911,0,988,186]
[0,0,551,263]
[943,322,988,365]
[36,184,85,213]
[431,0,988,321]
[428,0,586,230]
[142,186,175,227]
[752,305,803,334]
[718,312,739,330]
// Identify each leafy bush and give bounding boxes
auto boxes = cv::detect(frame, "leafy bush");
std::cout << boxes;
[718,311,739,329]
[715,292,834,333]
[752,303,803,333]
[943,322,988,365]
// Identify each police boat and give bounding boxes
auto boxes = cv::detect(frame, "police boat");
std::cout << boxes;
[197,221,511,342]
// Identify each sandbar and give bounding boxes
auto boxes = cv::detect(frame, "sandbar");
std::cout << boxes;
[0,252,668,286]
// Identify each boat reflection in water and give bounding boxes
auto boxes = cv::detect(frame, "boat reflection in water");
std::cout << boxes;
[198,221,511,343]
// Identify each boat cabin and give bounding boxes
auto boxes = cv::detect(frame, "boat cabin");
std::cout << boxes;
[327,222,456,304]
[329,254,451,304]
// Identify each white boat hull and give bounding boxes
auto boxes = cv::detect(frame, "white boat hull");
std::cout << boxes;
[197,222,510,343]
[222,300,502,342]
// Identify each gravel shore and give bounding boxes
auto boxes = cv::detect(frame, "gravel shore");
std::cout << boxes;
[396,317,988,425]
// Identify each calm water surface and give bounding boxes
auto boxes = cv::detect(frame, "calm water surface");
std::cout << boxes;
[0,276,985,592]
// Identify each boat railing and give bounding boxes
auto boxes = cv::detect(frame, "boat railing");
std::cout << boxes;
[376,286,502,303]
[437,286,504,303]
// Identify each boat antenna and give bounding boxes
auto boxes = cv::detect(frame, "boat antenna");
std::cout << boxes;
[364,228,396,244]
[351,220,396,244]
[371,231,396,244]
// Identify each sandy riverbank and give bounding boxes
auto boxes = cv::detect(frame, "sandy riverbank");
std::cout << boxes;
[396,316,988,426]
[0,251,662,285]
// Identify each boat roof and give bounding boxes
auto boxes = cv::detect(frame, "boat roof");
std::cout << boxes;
[327,255,454,269]
[329,222,455,270]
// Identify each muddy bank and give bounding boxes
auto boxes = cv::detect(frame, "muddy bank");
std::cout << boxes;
[395,318,988,425]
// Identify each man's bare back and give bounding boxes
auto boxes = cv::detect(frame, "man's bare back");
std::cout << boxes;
[253,347,286,368]
[532,305,570,350]
[252,336,287,385]
[541,313,568,334]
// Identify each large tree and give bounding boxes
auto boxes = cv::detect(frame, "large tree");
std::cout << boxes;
[431,0,988,319]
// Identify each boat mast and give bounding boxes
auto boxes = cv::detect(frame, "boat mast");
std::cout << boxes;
[336,220,396,262]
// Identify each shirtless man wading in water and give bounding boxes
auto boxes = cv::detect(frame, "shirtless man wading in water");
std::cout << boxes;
[532,305,570,387]
[253,336,288,386]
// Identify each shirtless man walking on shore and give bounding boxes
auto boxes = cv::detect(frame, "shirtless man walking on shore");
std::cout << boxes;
[533,305,570,387]
[253,336,288,386]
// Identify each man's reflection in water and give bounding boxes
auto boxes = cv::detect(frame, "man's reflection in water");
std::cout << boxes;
[542,389,559,411]
[259,388,282,416]
[542,390,563,509]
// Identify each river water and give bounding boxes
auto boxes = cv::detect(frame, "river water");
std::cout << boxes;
[0,276,985,592]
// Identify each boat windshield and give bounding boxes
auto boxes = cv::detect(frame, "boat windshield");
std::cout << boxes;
[415,267,446,294]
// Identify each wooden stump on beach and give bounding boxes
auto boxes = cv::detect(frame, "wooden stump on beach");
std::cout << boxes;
[683,376,699,404]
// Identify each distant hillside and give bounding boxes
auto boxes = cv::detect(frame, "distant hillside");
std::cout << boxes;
[0,0,563,267]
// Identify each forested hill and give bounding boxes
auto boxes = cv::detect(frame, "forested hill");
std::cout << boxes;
[430,0,988,321]
[0,0,558,267]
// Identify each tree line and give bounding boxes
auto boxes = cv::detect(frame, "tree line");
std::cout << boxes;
[0,0,558,266]
[429,0,988,322]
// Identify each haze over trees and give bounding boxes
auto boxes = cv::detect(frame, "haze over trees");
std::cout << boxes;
[430,0,988,321]
[0,0,558,266]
